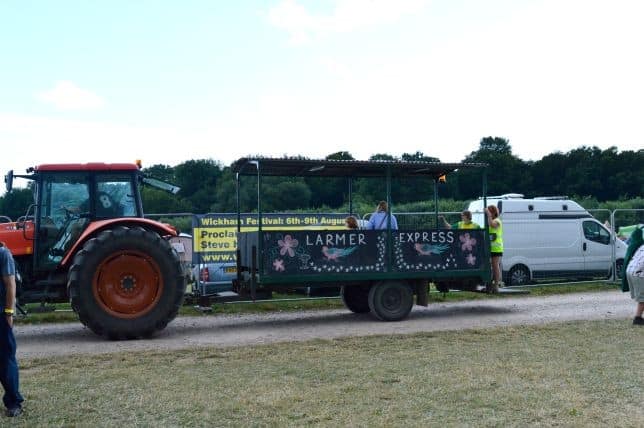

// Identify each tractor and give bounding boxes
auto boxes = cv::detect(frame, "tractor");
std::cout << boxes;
[1,162,186,339]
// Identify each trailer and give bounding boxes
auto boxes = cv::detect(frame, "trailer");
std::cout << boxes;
[227,157,492,321]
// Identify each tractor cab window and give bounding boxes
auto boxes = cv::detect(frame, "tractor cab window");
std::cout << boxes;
[39,174,90,229]
[96,175,137,218]
[36,173,91,268]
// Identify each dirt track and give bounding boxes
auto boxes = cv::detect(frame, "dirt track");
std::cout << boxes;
[15,290,636,359]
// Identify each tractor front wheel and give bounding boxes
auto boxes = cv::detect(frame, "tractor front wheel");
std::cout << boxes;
[68,226,185,339]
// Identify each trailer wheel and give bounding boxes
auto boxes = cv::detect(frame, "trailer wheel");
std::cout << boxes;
[68,226,185,339]
[341,285,371,313]
[368,281,413,321]
[507,265,530,286]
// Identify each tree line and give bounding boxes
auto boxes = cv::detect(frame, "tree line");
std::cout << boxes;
[1,137,642,220]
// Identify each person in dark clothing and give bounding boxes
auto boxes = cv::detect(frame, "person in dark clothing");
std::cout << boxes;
[0,243,24,417]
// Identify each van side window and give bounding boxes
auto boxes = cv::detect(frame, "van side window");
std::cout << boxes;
[583,221,610,245]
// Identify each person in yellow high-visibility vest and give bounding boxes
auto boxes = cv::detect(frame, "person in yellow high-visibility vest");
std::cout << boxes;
[440,210,481,230]
[487,205,504,293]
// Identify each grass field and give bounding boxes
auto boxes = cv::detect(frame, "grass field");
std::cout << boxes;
[15,281,618,325]
[14,319,643,427]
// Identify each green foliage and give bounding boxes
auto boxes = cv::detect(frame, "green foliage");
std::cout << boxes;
[369,153,397,161]
[157,216,192,234]
[142,164,175,183]
[211,168,256,213]
[261,178,312,211]
[401,151,440,162]
[2,144,642,218]
[461,136,532,199]
[532,146,643,200]
[326,151,354,160]
[174,159,223,213]
[141,187,192,214]
[0,187,34,220]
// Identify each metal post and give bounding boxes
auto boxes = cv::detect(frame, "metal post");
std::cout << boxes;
[348,177,353,216]
[433,177,439,227]
[256,162,262,279]
[386,165,392,271]
[235,172,241,233]
[482,167,491,283]
[611,209,616,281]
[257,162,261,232]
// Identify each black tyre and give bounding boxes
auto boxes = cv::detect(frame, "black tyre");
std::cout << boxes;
[368,281,414,321]
[507,265,530,286]
[610,259,624,280]
[341,285,371,313]
[68,226,185,339]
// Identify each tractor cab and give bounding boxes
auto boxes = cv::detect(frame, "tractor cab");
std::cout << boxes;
[9,163,144,270]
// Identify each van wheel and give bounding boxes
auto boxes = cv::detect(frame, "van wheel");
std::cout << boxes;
[507,265,530,286]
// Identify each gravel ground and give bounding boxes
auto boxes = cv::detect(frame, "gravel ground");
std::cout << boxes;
[15,290,636,359]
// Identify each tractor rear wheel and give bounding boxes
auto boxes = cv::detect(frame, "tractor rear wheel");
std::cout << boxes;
[68,226,185,339]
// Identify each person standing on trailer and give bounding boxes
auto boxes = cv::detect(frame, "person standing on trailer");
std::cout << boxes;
[440,210,481,229]
[487,205,504,293]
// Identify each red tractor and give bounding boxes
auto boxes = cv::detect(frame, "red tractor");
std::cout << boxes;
[2,162,186,339]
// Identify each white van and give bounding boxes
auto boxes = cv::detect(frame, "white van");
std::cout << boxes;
[468,194,627,285]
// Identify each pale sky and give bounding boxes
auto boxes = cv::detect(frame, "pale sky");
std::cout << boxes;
[1,0,642,191]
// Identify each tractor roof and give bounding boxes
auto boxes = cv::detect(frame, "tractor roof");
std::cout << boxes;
[34,163,140,172]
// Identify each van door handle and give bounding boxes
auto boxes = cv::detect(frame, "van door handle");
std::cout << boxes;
[583,242,587,251]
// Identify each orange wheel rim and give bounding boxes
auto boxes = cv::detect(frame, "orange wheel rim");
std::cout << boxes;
[92,250,163,319]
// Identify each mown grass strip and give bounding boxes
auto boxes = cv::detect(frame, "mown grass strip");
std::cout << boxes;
[16,319,643,427]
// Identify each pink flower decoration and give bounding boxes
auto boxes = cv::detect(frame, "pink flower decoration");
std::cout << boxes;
[278,234,299,257]
[466,253,476,265]
[273,258,285,271]
[459,233,477,252]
